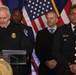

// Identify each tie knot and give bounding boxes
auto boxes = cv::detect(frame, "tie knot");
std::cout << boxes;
[49,29,54,34]
[73,26,76,35]
[74,26,76,29]
[74,26,76,31]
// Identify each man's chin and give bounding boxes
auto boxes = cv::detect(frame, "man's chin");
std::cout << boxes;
[0,24,6,28]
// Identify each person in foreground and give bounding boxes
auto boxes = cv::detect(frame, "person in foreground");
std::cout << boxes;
[11,8,34,75]
[52,4,76,75]
[0,5,32,75]
[35,11,58,75]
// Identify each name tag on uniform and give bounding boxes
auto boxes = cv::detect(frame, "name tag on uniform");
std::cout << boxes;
[63,35,69,41]
[63,35,69,37]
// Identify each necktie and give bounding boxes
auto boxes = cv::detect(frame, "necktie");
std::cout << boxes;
[74,27,76,35]
[49,29,54,34]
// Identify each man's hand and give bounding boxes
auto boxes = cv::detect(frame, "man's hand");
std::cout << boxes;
[69,64,76,74]
[45,59,57,69]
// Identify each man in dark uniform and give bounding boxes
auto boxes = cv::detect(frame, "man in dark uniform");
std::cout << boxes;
[52,4,76,75]
[11,8,34,47]
[11,8,34,75]
[35,11,58,75]
[0,5,32,75]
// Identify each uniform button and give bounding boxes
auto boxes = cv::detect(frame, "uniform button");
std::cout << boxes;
[75,47,76,50]
[75,41,76,43]
[74,60,76,63]
[74,53,76,56]
[64,39,66,41]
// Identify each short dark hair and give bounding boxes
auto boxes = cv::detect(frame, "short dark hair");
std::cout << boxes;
[12,8,22,15]
[70,4,76,13]
[46,11,58,18]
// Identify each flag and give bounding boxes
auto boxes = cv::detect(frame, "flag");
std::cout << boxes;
[22,0,54,39]
[22,0,76,75]
[0,0,76,75]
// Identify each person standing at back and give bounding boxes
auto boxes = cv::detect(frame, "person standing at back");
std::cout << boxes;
[35,11,58,75]
[11,8,34,48]
[52,4,76,75]
[11,8,34,75]
[0,5,32,75]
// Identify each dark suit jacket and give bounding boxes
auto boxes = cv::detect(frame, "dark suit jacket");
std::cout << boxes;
[0,21,32,75]
[52,23,75,75]
[35,28,57,75]
[0,22,32,53]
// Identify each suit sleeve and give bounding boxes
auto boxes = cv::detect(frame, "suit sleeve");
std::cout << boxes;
[29,27,34,50]
[35,32,47,63]
[20,29,32,56]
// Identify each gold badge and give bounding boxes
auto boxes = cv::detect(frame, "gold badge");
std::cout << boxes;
[11,33,16,39]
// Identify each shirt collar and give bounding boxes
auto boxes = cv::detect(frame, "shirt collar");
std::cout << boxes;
[47,25,57,31]
[5,21,10,28]
[47,25,57,33]
[71,23,75,31]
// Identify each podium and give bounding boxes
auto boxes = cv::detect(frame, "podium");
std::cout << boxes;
[0,50,27,75]
[2,50,27,65]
